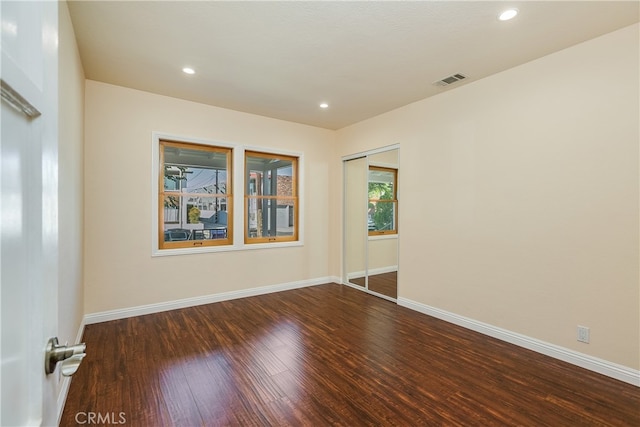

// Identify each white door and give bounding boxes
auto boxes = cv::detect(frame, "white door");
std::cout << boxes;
[1,1,59,425]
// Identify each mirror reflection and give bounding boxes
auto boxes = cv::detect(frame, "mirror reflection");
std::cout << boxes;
[344,157,367,289]
[344,148,398,300]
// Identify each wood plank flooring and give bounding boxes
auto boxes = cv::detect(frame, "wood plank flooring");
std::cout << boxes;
[61,283,639,426]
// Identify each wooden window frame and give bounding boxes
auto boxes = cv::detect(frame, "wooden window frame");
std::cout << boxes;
[244,150,299,244]
[159,140,233,249]
[368,166,398,236]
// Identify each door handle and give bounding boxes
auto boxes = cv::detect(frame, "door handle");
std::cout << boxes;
[45,337,86,376]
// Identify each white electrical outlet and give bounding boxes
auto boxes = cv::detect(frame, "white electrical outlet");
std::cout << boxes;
[577,325,590,343]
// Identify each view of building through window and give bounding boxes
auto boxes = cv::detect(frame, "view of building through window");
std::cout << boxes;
[160,141,232,248]
[245,151,298,243]
[157,140,301,250]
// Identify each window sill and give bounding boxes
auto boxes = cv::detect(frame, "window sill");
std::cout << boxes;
[368,234,398,241]
[152,240,304,257]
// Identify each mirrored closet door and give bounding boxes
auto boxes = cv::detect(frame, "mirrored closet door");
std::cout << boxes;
[343,147,398,301]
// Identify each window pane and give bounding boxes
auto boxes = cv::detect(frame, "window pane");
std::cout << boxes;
[368,169,395,201]
[247,197,296,238]
[368,181,394,200]
[164,165,228,194]
[163,195,181,224]
[160,141,232,249]
[246,155,294,197]
[245,151,298,243]
[276,164,294,197]
[368,200,396,232]
[162,195,229,241]
[164,146,228,194]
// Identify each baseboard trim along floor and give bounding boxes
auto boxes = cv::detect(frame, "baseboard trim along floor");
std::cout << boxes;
[84,277,333,325]
[397,297,639,387]
[83,279,638,387]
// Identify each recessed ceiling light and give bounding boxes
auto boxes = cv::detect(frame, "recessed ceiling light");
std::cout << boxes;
[182,67,195,75]
[499,9,518,21]
[319,103,329,109]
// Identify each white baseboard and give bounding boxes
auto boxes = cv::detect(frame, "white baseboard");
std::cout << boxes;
[398,297,640,387]
[328,275,342,284]
[84,277,332,325]
[56,318,86,425]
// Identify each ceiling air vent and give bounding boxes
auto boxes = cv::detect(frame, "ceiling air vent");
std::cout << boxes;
[433,73,467,87]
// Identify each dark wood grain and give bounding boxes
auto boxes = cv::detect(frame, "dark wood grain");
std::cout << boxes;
[61,283,639,426]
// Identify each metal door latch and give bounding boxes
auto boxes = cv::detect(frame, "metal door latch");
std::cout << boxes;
[45,337,86,376]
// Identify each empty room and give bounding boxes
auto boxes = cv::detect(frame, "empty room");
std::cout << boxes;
[1,1,639,426]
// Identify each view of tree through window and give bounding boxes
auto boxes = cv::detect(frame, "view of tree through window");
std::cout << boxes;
[159,140,232,248]
[368,166,397,235]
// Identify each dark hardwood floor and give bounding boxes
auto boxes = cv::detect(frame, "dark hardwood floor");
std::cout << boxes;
[350,271,397,299]
[61,283,639,426]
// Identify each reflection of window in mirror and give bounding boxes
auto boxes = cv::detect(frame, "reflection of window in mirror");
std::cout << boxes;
[368,166,397,236]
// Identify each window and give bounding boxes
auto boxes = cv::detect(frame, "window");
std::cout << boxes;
[245,151,298,243]
[159,140,232,249]
[368,166,397,235]
[153,134,304,255]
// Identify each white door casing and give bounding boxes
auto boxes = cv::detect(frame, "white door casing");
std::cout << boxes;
[1,1,59,425]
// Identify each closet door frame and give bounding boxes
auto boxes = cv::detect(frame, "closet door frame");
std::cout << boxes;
[342,144,399,302]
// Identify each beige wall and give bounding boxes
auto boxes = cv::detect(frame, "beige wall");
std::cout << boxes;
[81,23,638,370]
[335,24,640,369]
[58,0,85,376]
[84,81,334,313]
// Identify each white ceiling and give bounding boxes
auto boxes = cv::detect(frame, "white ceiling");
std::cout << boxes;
[68,1,639,130]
